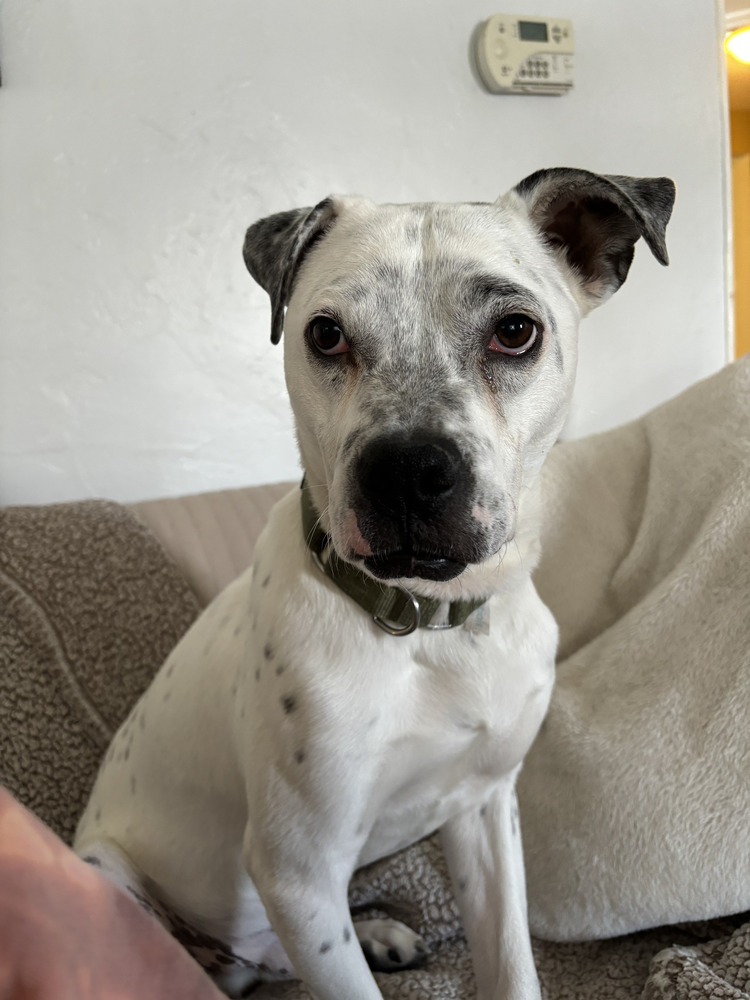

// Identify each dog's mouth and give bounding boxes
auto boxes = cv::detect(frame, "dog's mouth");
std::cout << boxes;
[363,551,467,582]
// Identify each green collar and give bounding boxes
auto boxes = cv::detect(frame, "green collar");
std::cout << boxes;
[300,480,487,636]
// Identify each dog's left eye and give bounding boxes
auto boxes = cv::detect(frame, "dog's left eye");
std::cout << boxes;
[489,314,540,356]
[309,317,350,357]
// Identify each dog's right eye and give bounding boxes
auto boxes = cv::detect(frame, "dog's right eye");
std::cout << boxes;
[308,317,350,357]
[489,314,540,356]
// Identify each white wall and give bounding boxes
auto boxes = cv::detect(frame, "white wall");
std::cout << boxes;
[0,0,729,505]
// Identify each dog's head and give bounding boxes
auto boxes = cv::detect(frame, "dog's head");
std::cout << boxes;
[244,168,674,598]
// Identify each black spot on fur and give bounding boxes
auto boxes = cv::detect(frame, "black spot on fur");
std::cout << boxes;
[295,749,306,764]
[166,661,175,678]
[275,664,285,675]
[480,804,488,818]
[343,927,352,943]
[82,855,102,868]
[262,575,271,588]
[319,941,332,954]
[255,668,261,682]
[458,877,468,892]
[264,644,274,660]
[281,694,297,714]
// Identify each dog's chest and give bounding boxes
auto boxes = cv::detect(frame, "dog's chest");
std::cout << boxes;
[345,634,553,866]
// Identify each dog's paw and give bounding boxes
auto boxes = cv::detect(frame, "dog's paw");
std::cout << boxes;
[355,918,428,972]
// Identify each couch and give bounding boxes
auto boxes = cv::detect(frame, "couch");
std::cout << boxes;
[2,357,749,999]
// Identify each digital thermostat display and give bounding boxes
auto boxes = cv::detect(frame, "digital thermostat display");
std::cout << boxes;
[518,20,548,42]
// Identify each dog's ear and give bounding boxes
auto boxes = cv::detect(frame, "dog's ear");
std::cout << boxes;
[243,198,338,344]
[511,168,675,309]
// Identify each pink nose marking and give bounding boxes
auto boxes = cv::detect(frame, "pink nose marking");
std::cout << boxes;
[471,504,493,528]
[344,509,373,556]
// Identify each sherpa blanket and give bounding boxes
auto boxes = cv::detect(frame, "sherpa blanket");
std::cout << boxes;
[523,353,750,941]
[0,499,200,843]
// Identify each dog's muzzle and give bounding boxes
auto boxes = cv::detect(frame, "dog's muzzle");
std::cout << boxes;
[351,434,479,583]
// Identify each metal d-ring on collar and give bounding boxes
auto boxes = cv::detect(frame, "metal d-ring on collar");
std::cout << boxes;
[301,479,487,637]
[375,595,422,637]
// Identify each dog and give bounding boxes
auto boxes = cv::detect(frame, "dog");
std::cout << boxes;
[75,167,674,1000]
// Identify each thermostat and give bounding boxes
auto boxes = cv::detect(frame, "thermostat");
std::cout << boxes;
[474,14,574,95]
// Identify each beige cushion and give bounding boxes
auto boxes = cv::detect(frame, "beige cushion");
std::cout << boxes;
[129,482,295,607]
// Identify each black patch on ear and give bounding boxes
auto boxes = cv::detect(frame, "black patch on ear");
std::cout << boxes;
[243,198,337,344]
[514,168,675,303]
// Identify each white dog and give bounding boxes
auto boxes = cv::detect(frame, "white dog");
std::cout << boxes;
[75,167,674,1000]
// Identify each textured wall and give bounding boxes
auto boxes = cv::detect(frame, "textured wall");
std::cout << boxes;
[0,0,729,504]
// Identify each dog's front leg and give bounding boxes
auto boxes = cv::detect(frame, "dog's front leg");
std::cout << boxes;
[441,776,541,1000]
[243,819,384,1000]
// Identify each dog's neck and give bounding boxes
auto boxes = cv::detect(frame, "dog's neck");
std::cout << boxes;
[300,478,544,634]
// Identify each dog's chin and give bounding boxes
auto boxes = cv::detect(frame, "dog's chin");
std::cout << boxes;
[363,553,467,583]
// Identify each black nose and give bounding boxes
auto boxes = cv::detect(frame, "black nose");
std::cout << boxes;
[358,436,462,524]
